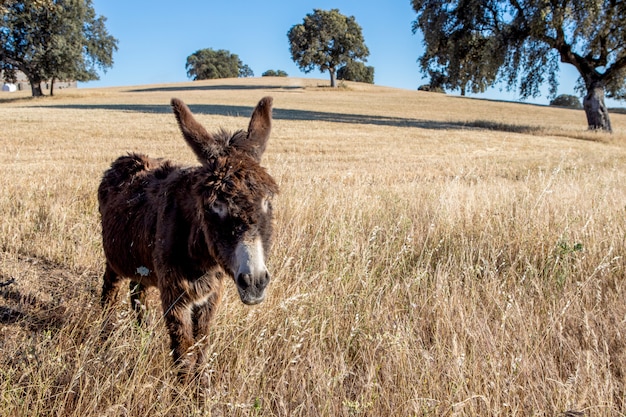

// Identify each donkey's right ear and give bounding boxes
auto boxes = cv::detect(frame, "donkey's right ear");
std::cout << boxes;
[171,98,217,162]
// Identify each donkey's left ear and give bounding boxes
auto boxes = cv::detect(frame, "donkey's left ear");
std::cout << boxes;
[242,96,273,162]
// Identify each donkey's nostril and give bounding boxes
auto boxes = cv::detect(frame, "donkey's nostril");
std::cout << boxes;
[260,271,270,288]
[237,273,252,290]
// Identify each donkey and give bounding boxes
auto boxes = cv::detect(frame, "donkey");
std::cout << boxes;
[98,97,278,378]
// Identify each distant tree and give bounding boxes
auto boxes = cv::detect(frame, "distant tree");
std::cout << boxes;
[411,0,626,132]
[287,9,369,88]
[417,84,445,94]
[239,64,254,78]
[262,69,288,77]
[0,0,118,97]
[186,48,252,80]
[337,61,374,84]
[550,94,583,109]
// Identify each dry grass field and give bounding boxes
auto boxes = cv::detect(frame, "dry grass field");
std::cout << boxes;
[1,77,626,416]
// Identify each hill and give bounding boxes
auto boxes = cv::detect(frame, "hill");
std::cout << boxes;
[1,77,626,416]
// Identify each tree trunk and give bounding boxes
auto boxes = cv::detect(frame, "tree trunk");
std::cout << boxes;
[50,78,55,97]
[583,83,612,132]
[30,81,44,97]
[16,67,45,97]
[329,68,337,88]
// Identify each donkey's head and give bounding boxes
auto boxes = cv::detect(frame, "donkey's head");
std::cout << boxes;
[171,97,278,305]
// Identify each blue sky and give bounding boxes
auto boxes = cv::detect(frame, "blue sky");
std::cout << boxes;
[84,0,620,107]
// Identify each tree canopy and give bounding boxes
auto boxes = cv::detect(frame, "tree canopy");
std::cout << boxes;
[411,0,626,131]
[262,69,288,77]
[185,48,253,81]
[550,94,582,109]
[287,9,370,88]
[0,0,118,96]
[337,61,374,84]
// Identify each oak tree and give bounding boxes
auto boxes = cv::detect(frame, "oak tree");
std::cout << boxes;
[288,9,369,88]
[262,69,288,77]
[412,0,626,131]
[185,48,253,80]
[0,0,118,97]
[337,61,374,84]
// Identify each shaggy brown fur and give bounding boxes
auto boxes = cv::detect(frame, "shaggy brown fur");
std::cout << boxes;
[98,97,278,378]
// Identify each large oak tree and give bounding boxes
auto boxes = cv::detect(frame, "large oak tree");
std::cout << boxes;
[0,0,118,97]
[288,9,370,88]
[412,0,626,132]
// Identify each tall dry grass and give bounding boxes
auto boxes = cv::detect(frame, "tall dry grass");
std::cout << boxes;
[1,77,626,416]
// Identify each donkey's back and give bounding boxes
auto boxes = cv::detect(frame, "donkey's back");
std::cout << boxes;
[98,153,176,284]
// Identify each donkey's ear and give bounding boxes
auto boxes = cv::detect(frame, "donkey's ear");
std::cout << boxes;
[237,96,273,162]
[171,98,217,162]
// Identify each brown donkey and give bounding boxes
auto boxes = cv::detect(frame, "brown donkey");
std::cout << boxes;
[98,97,278,378]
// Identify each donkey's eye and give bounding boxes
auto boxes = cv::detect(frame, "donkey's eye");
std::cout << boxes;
[210,201,228,218]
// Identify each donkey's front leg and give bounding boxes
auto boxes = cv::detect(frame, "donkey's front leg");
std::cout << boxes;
[160,289,195,377]
[192,283,224,366]
[190,286,223,386]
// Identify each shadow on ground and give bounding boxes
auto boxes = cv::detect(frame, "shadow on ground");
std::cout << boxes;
[0,255,99,332]
[127,84,304,93]
[31,102,544,133]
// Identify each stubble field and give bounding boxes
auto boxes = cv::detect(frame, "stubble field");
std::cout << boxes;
[1,77,626,416]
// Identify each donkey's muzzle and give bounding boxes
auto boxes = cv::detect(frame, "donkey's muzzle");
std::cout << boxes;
[236,271,270,305]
